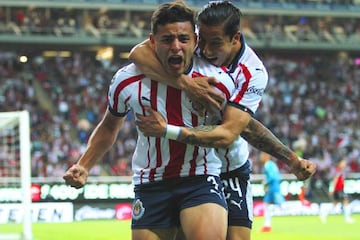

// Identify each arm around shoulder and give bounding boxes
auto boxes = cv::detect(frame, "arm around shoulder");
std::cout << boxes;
[177,104,251,148]
[128,39,184,89]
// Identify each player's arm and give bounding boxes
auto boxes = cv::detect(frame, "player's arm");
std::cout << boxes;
[136,106,316,180]
[178,104,251,147]
[240,117,316,180]
[129,39,224,111]
[129,40,181,88]
[63,109,125,188]
[136,104,251,148]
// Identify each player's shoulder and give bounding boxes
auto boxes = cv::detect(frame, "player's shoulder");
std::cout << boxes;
[192,56,229,76]
[116,62,142,77]
[231,43,263,71]
[111,63,145,85]
[227,44,266,80]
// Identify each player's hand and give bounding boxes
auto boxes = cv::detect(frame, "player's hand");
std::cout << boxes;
[135,106,166,137]
[63,164,89,189]
[290,158,316,181]
[182,76,225,112]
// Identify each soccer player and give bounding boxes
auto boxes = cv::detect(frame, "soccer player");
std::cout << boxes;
[319,158,355,224]
[130,1,316,240]
[259,152,285,232]
[63,2,236,240]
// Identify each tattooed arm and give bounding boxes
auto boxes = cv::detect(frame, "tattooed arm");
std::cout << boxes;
[240,117,296,166]
[136,105,251,148]
[136,106,316,180]
[240,117,316,180]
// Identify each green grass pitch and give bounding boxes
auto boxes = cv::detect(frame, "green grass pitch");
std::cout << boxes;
[1,215,359,240]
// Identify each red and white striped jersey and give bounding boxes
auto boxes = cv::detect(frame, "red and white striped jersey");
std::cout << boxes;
[108,56,236,185]
[218,36,269,173]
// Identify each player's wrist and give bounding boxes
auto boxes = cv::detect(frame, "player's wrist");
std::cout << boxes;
[164,125,182,140]
[179,74,192,91]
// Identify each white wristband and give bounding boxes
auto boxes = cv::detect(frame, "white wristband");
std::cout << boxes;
[164,125,181,140]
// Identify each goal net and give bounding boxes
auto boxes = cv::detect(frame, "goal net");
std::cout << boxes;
[0,111,32,240]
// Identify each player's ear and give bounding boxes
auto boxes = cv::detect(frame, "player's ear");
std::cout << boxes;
[232,31,241,45]
[149,33,155,46]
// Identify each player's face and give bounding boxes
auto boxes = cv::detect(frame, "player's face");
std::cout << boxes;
[150,21,197,77]
[198,23,238,67]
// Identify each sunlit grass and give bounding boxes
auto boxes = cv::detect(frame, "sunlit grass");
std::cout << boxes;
[1,214,359,240]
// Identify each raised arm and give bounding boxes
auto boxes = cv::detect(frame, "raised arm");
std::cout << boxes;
[129,39,224,111]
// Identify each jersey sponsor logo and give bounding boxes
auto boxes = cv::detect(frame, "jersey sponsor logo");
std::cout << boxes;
[132,199,145,220]
[245,86,265,96]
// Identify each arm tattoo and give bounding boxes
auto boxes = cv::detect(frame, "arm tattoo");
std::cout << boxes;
[241,118,297,165]
[178,125,217,147]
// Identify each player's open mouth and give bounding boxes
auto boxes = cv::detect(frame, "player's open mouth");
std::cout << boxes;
[168,55,183,64]
[168,55,183,69]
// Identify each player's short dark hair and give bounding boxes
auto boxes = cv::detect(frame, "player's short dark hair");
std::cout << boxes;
[151,0,196,35]
[197,0,242,38]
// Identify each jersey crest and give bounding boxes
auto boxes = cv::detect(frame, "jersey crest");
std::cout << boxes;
[132,199,145,220]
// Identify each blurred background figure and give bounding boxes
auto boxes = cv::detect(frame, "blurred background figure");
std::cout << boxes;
[320,158,355,224]
[259,152,285,232]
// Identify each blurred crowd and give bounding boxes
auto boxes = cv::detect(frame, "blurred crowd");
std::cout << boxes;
[0,48,359,181]
[0,7,151,39]
[0,6,359,44]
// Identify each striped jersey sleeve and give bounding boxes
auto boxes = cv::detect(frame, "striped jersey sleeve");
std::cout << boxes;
[228,44,268,115]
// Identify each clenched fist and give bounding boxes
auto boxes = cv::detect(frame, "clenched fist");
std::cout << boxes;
[63,164,89,189]
[290,158,317,181]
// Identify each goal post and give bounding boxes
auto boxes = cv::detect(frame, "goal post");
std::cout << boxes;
[0,111,32,240]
